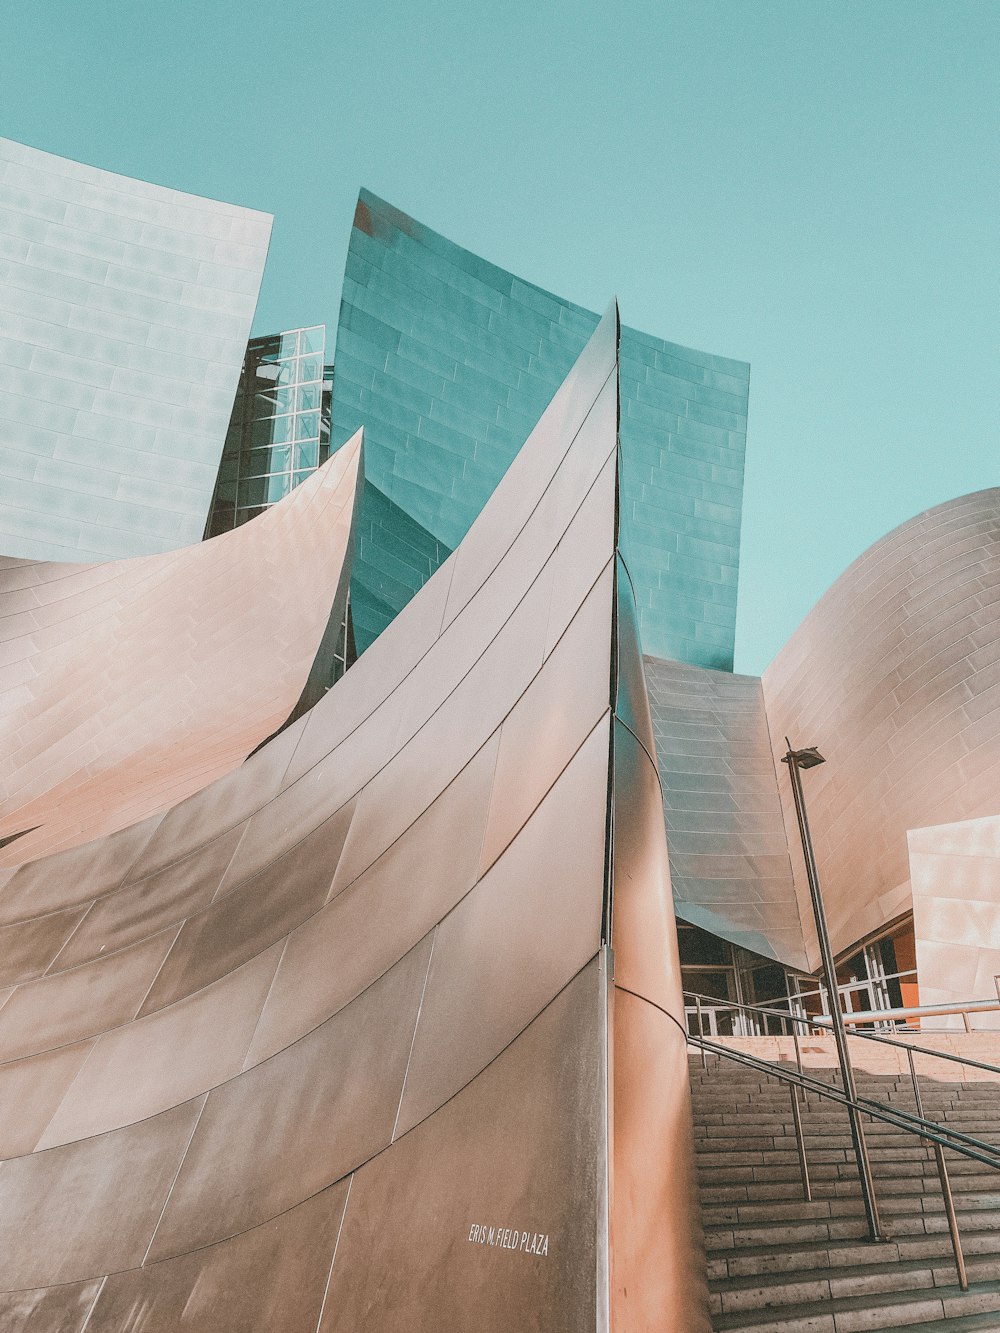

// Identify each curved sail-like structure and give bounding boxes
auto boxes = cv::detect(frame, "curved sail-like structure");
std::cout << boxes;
[762,488,1000,967]
[0,433,361,864]
[333,189,748,670]
[0,307,707,1331]
[0,137,271,562]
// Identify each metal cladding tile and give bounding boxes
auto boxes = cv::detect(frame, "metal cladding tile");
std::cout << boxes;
[86,1180,351,1333]
[0,1279,104,1332]
[319,957,605,1333]
[214,781,357,902]
[244,732,500,1069]
[394,715,608,1138]
[54,821,247,971]
[478,564,613,873]
[0,813,163,923]
[37,942,283,1147]
[611,721,684,1023]
[611,988,711,1333]
[146,937,432,1262]
[0,900,87,986]
[124,716,307,882]
[0,1038,95,1157]
[329,560,555,895]
[0,1095,203,1290]
[0,926,177,1061]
[136,803,355,1016]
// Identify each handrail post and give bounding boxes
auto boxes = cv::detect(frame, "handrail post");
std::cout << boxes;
[906,1047,967,1289]
[792,1016,805,1098]
[782,742,885,1241]
[788,1077,812,1201]
[695,995,707,1071]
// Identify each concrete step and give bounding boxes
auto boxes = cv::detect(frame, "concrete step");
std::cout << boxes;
[710,1280,1000,1333]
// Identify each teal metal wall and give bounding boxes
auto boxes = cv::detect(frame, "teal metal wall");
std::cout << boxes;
[331,190,748,666]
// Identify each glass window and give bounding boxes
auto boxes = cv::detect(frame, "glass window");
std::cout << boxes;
[296,382,321,413]
[295,410,320,441]
[295,440,319,470]
[235,505,266,527]
[266,472,292,503]
[296,354,323,383]
[242,443,291,477]
[299,326,325,355]
[238,478,269,509]
[277,331,299,359]
[250,415,293,449]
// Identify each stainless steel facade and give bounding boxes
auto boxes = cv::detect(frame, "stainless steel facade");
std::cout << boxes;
[0,137,271,562]
[762,488,1000,971]
[0,309,706,1330]
[332,189,748,667]
[0,435,361,865]
[644,656,806,969]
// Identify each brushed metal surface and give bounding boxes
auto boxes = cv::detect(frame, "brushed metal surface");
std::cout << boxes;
[0,307,643,1328]
[0,926,177,1060]
[395,715,609,1136]
[244,732,500,1068]
[763,488,1000,965]
[909,815,1000,1028]
[320,959,606,1333]
[0,1097,203,1289]
[0,434,361,865]
[0,1039,95,1157]
[644,654,805,968]
[610,549,711,1333]
[0,137,271,565]
[87,1180,350,1332]
[146,938,431,1260]
[36,942,282,1147]
[0,1279,103,1332]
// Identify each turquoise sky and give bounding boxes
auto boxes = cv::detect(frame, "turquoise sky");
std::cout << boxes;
[3,0,997,673]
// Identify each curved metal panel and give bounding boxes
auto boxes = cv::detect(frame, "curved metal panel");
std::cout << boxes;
[0,307,622,1327]
[0,434,361,865]
[0,137,271,563]
[333,189,748,668]
[762,488,1000,964]
[909,815,1000,1028]
[644,654,806,968]
[610,552,711,1333]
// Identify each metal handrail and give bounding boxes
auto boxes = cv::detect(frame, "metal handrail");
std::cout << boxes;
[687,1026,989,1289]
[683,987,1000,1082]
[686,987,1000,1290]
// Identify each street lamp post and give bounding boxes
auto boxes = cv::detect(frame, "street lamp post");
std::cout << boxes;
[781,740,884,1242]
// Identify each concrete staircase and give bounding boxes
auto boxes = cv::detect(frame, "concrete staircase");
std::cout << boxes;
[690,1036,1000,1333]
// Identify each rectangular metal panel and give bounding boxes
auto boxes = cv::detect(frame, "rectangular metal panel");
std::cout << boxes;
[37,942,283,1147]
[0,1097,203,1289]
[147,937,432,1261]
[321,958,607,1332]
[0,926,177,1060]
[245,733,499,1068]
[87,1179,350,1333]
[395,715,609,1136]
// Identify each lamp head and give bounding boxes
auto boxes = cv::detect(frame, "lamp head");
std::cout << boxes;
[781,742,826,770]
